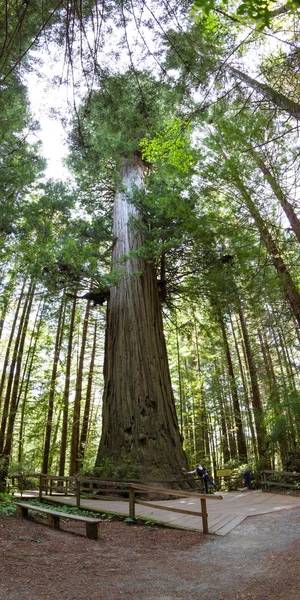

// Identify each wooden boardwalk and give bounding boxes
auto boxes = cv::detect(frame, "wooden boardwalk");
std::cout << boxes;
[33,489,300,536]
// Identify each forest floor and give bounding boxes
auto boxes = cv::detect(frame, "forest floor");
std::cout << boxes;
[0,504,299,600]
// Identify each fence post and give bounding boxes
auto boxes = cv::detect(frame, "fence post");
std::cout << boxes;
[201,497,208,534]
[261,471,266,491]
[75,479,81,508]
[129,487,135,519]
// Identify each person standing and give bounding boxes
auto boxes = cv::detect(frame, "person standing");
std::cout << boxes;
[243,469,252,490]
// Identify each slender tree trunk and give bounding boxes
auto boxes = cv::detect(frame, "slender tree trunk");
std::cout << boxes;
[192,316,206,459]
[42,295,66,474]
[220,363,237,460]
[0,270,17,341]
[219,393,231,463]
[258,329,288,465]
[237,306,268,464]
[69,300,91,476]
[0,282,34,490]
[270,306,298,389]
[266,309,297,451]
[208,414,218,480]
[219,314,248,462]
[18,299,45,463]
[78,319,98,470]
[230,314,259,463]
[250,149,300,243]
[234,176,300,328]
[3,282,36,460]
[48,407,62,473]
[96,153,188,481]
[0,281,30,454]
[175,316,184,435]
[229,66,300,120]
[0,280,26,414]
[59,295,77,477]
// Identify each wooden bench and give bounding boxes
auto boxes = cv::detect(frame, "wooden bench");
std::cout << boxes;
[16,503,101,540]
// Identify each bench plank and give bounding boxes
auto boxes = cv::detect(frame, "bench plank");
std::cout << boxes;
[16,503,100,540]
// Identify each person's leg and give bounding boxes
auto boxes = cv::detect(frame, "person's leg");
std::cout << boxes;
[245,474,252,489]
[207,474,217,490]
[204,475,208,494]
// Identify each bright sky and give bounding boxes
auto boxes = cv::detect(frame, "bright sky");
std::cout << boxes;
[25,46,74,181]
[24,6,287,183]
[24,2,165,181]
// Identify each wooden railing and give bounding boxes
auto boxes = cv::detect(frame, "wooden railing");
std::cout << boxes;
[8,473,223,534]
[261,470,300,491]
[127,482,223,534]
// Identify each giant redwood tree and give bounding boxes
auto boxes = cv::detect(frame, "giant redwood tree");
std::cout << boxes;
[70,73,189,480]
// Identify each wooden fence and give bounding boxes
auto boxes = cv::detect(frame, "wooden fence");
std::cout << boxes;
[261,469,300,491]
[8,473,223,534]
[127,482,223,533]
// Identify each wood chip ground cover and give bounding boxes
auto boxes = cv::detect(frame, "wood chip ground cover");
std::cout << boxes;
[0,507,299,600]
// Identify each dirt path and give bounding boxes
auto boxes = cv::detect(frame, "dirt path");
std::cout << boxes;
[0,507,299,600]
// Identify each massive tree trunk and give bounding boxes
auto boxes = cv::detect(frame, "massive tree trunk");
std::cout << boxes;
[96,154,188,481]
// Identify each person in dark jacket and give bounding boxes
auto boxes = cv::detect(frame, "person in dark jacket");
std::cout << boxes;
[243,469,252,490]
[182,464,218,493]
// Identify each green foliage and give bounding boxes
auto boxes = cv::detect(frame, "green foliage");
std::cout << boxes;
[140,117,196,173]
[16,499,106,519]
[113,458,141,480]
[268,415,288,444]
[283,452,300,473]
[193,0,299,27]
[83,458,115,479]
[223,462,250,490]
[0,495,17,516]
[68,70,184,187]
[83,457,141,480]
[0,74,45,245]
[9,459,37,476]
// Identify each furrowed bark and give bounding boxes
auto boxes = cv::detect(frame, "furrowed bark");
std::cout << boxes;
[96,153,188,482]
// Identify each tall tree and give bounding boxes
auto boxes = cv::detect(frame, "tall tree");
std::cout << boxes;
[70,73,189,480]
